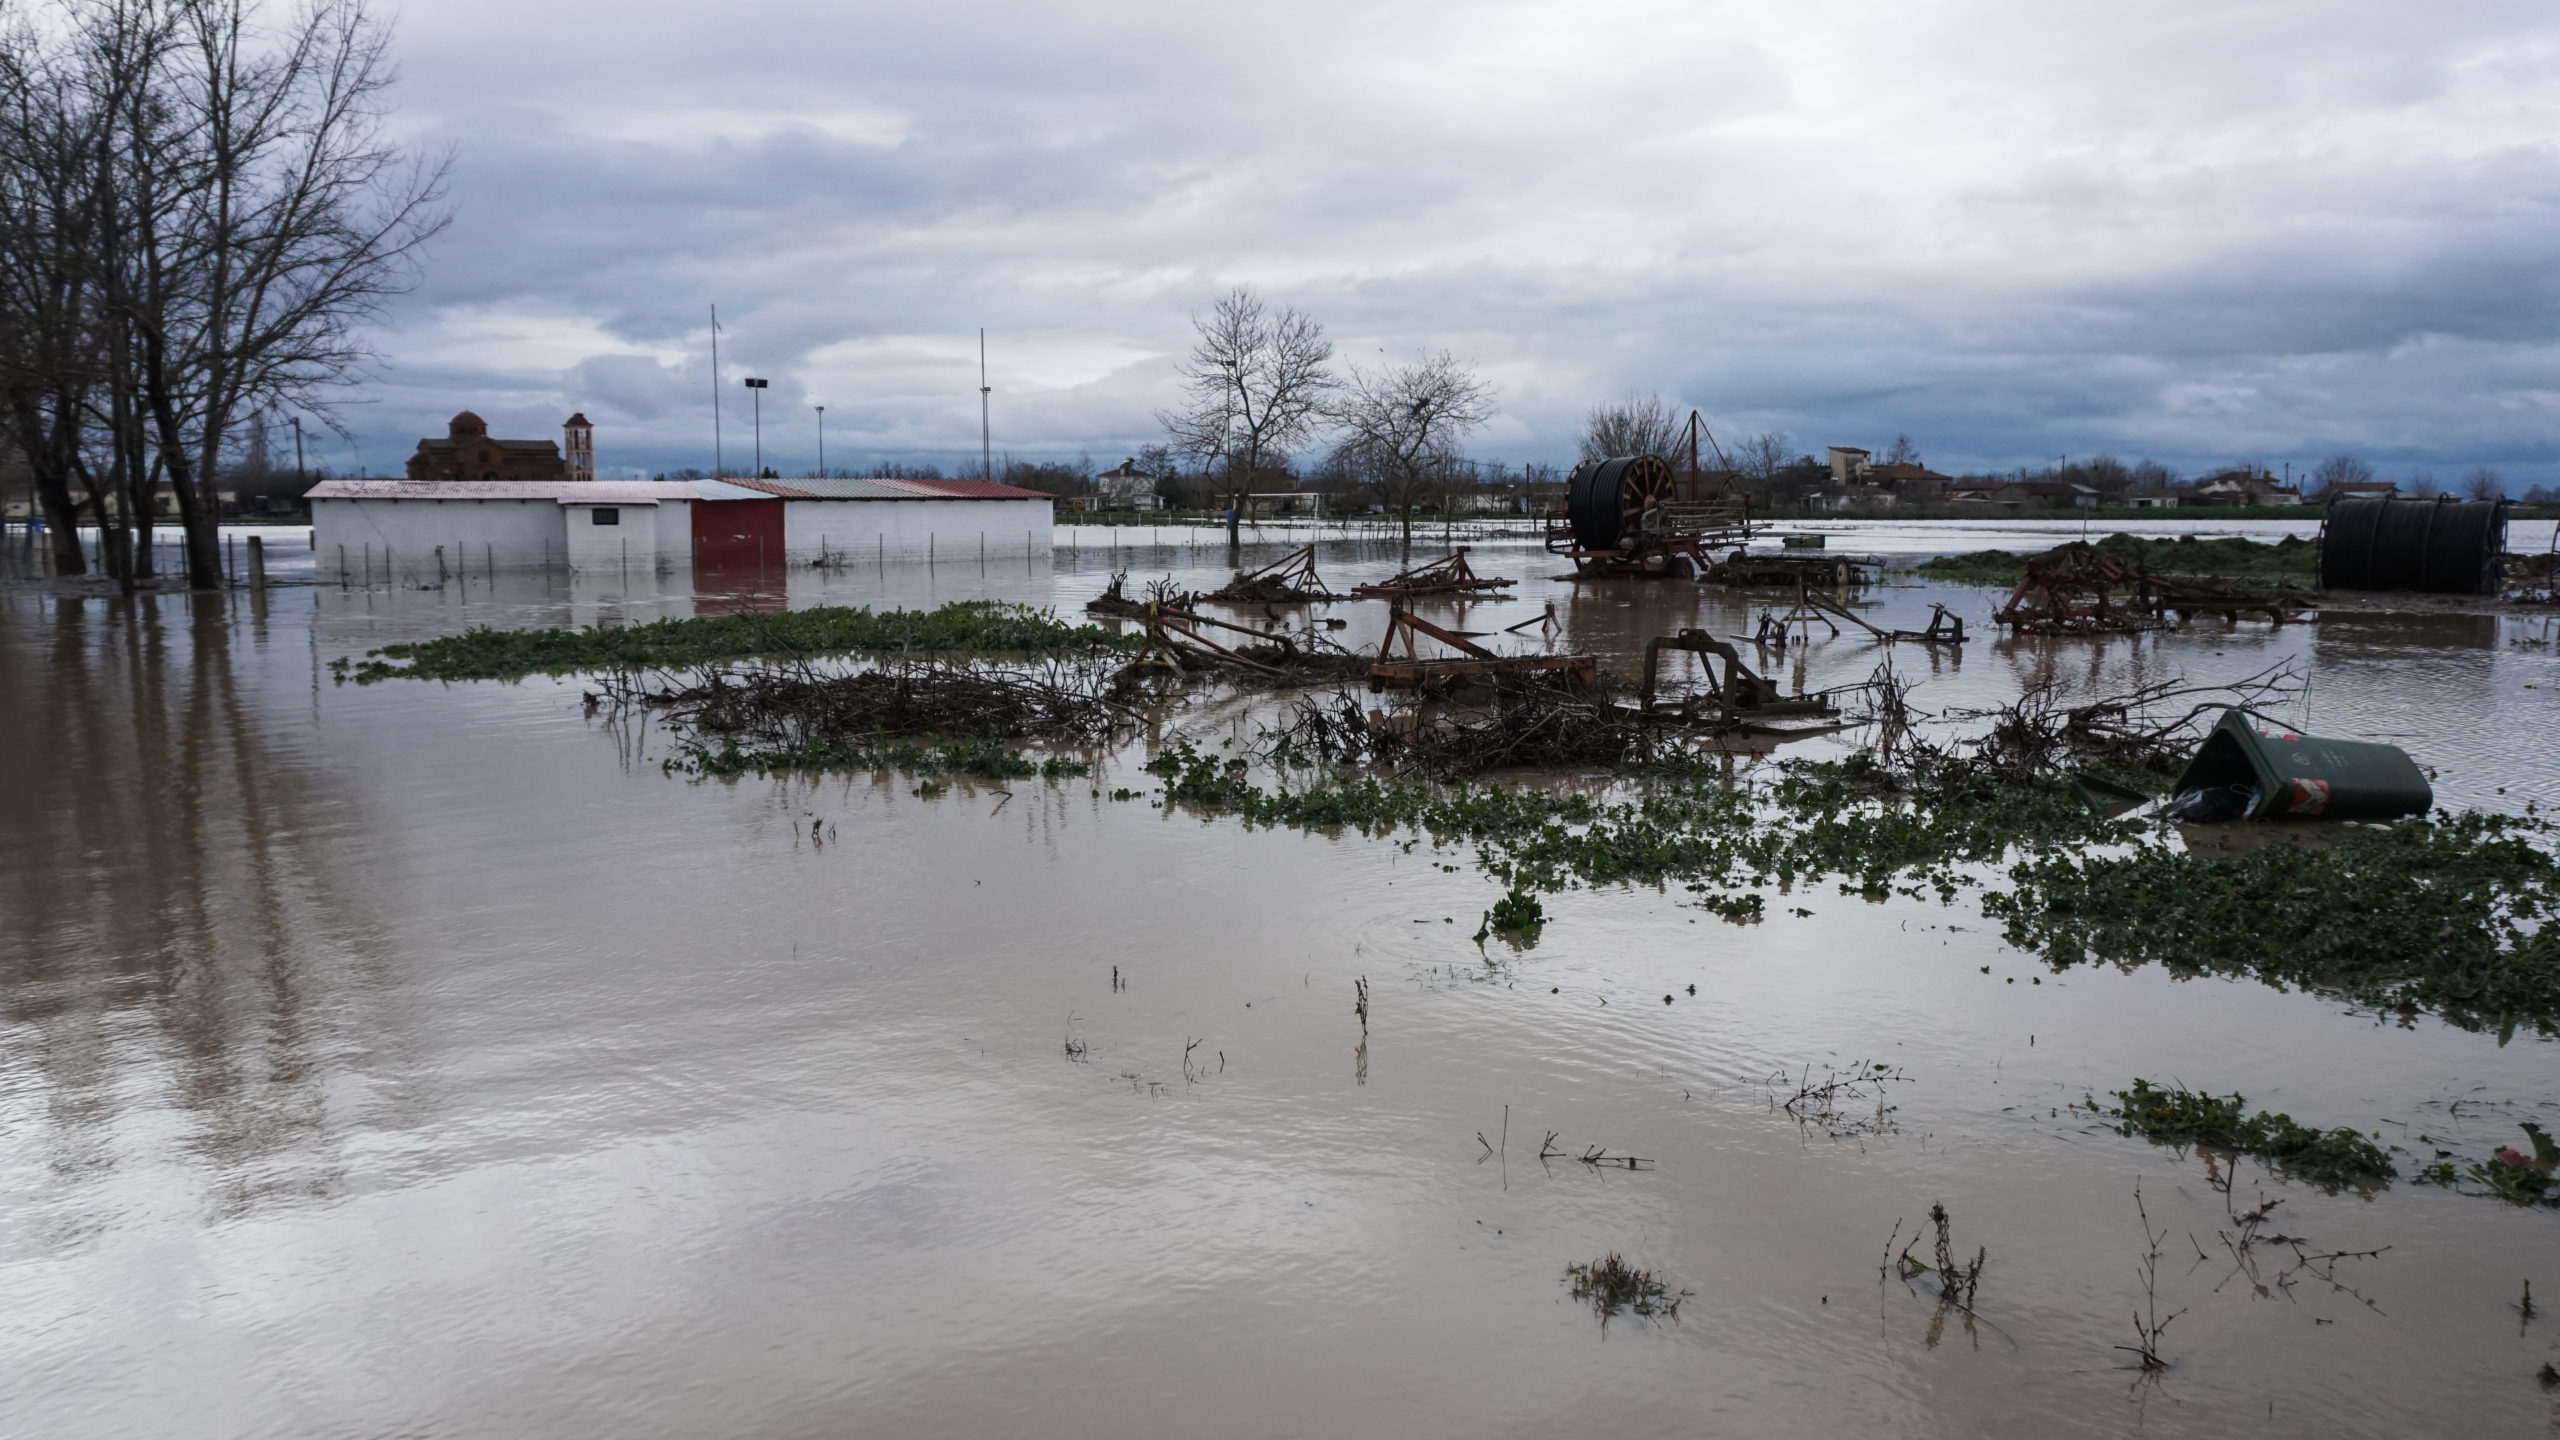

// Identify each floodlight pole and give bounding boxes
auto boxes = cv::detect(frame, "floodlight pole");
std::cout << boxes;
[979,329,993,482]
[711,304,724,476]
[745,377,769,477]
[815,405,825,478]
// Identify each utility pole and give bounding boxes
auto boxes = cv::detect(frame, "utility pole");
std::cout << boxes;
[744,378,769,477]
[711,304,724,476]
[292,415,306,488]
[815,405,825,478]
[978,328,993,482]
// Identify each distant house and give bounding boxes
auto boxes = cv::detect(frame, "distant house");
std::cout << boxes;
[1093,458,1159,511]
[1864,462,1951,503]
[1946,481,2018,509]
[2315,480,2399,505]
[1826,446,1872,486]
[2125,489,2182,509]
[2191,470,2302,507]
[407,411,593,483]
[2013,481,2101,510]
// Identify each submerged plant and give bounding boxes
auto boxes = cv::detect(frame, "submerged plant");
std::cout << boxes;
[1478,888,1545,941]
[1564,1253,1686,1324]
[1992,812,2560,1036]
[340,600,1134,682]
[2111,1079,2396,1191]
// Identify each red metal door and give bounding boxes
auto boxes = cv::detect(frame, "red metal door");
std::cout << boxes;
[691,499,785,572]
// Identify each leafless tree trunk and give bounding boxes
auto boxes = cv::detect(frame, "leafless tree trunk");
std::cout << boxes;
[138,0,449,588]
[1156,286,1332,550]
[1329,351,1492,554]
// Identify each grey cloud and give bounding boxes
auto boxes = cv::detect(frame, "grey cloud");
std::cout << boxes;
[318,0,2560,484]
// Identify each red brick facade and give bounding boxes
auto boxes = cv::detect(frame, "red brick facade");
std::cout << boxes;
[406,411,574,482]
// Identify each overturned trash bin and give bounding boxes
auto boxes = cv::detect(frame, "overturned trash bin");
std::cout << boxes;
[2165,708,2431,823]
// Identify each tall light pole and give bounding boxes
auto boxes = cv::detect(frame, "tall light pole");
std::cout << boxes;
[815,405,825,478]
[744,377,769,477]
[711,304,724,476]
[978,329,993,482]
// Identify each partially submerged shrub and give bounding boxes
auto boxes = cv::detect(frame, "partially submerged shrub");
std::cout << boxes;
[2111,1078,2396,1191]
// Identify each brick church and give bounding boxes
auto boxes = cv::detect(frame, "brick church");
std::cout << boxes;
[406,411,595,482]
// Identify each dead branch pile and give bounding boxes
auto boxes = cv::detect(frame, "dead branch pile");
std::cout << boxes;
[1825,664,2304,801]
[1265,673,1684,778]
[605,658,1141,747]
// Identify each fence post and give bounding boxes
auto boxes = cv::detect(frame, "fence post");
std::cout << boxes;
[247,535,266,592]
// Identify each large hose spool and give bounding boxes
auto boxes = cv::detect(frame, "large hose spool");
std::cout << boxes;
[1566,454,1678,550]
[2319,496,2507,595]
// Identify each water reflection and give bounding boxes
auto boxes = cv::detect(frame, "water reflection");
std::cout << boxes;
[0,593,409,1231]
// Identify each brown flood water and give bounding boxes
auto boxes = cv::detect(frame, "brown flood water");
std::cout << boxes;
[3,532,2558,1438]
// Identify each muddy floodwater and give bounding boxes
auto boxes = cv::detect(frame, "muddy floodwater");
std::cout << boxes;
[4,524,2558,1438]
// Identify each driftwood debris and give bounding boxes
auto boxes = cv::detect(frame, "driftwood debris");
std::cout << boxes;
[1086,572,1196,619]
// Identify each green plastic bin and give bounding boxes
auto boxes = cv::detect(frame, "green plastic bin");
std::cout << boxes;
[2170,708,2432,822]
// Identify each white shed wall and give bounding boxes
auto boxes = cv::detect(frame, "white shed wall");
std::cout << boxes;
[784,497,1052,562]
[312,492,1050,573]
[563,502,660,573]
[314,497,567,581]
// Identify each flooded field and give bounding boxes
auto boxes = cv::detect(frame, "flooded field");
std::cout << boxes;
[3,526,2557,1437]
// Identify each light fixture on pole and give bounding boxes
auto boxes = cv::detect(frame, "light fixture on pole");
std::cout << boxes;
[744,378,769,478]
[815,405,825,478]
[978,329,992,482]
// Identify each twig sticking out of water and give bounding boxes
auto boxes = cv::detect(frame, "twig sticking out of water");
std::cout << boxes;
[1354,976,1369,1034]
[2119,1182,2185,1373]
[1774,1060,1909,1138]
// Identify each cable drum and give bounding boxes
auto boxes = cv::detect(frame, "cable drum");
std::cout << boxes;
[1566,454,1677,551]
[2319,496,2507,595]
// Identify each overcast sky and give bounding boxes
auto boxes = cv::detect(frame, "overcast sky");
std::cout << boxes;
[334,0,2560,484]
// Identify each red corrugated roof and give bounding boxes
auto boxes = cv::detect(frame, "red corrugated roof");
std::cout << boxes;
[877,477,1055,500]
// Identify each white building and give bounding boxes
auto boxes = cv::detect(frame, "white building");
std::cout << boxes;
[310,474,1054,580]
[1826,446,1872,485]
[1094,459,1160,511]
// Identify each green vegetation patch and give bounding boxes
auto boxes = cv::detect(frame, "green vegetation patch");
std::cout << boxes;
[2111,1078,2396,1191]
[1139,742,2129,899]
[1986,810,2560,1035]
[1917,532,2318,585]
[338,601,1135,682]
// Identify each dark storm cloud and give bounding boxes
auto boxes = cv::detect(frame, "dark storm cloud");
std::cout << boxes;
[336,0,2560,483]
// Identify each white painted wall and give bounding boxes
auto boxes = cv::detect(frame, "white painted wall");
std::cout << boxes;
[784,498,1053,563]
[563,502,660,573]
[314,497,567,581]
[312,492,1051,573]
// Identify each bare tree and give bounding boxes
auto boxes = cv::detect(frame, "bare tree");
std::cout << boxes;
[0,0,447,590]
[1882,433,1921,467]
[1579,393,1680,462]
[2308,453,2374,498]
[2407,470,2439,497]
[2465,465,2504,501]
[1156,287,1332,543]
[1734,431,1793,484]
[1329,350,1492,551]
